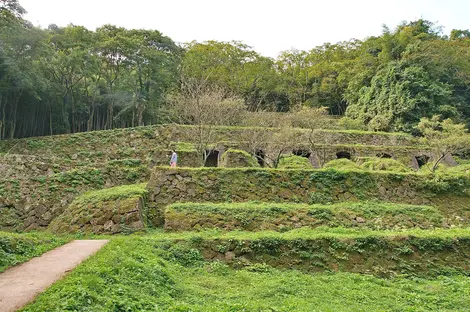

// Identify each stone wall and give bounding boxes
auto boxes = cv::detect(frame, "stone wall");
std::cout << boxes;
[0,164,150,231]
[146,168,470,226]
[170,235,470,276]
[48,185,146,234]
[0,125,418,168]
[164,202,444,232]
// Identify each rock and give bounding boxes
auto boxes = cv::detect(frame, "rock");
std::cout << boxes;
[130,220,144,229]
[104,220,114,231]
[356,217,366,223]
[224,252,236,262]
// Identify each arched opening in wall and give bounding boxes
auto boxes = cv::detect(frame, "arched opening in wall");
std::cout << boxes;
[377,153,392,158]
[255,150,265,167]
[415,155,430,168]
[336,151,351,159]
[204,150,219,167]
[293,150,311,158]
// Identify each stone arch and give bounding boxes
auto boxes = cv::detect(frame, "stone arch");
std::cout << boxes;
[204,150,220,167]
[293,150,311,158]
[255,149,266,167]
[415,155,430,168]
[336,151,351,159]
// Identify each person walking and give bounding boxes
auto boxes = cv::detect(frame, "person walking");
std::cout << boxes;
[170,150,178,168]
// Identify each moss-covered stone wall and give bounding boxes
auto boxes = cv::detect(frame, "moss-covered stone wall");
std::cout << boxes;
[146,168,470,226]
[0,163,150,231]
[171,234,470,277]
[48,184,147,234]
[164,202,445,232]
[0,125,418,169]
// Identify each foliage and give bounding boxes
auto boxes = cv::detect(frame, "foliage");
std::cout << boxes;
[72,183,147,206]
[165,201,443,231]
[361,158,411,173]
[220,149,259,168]
[337,117,367,131]
[416,116,470,172]
[0,231,70,272]
[2,16,470,139]
[278,155,312,169]
[167,87,246,165]
[323,159,360,170]
[20,234,470,311]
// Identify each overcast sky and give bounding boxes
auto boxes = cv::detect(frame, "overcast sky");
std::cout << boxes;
[20,0,470,58]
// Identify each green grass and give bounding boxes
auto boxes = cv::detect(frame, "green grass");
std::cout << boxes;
[73,183,147,206]
[21,237,470,311]
[278,155,313,169]
[0,231,71,272]
[323,158,361,170]
[361,158,412,173]
[165,201,444,231]
[149,227,470,241]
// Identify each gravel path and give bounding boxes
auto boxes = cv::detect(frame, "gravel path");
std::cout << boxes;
[0,239,108,312]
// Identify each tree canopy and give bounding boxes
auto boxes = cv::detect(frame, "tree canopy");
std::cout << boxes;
[1,1,470,139]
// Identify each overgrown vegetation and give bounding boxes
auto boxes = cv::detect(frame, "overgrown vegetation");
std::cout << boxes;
[3,0,470,139]
[165,201,444,231]
[361,158,411,173]
[21,236,470,311]
[278,155,312,169]
[0,231,70,272]
[324,159,361,170]
[72,183,148,206]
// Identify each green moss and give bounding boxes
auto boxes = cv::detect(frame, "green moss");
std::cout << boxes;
[220,149,259,168]
[361,158,411,173]
[73,183,147,206]
[165,201,443,231]
[278,155,312,169]
[323,159,360,170]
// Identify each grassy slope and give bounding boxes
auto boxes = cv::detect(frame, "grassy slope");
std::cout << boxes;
[146,227,470,240]
[0,232,71,272]
[21,237,470,312]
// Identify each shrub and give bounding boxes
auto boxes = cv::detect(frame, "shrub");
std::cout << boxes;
[278,155,312,169]
[220,149,260,168]
[323,159,360,170]
[361,158,411,173]
[337,117,367,131]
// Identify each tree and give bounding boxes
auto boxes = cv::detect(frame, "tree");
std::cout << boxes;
[0,0,25,19]
[168,85,245,166]
[416,116,470,172]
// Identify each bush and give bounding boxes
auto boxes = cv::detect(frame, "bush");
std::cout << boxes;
[278,155,312,169]
[323,159,360,170]
[220,149,260,168]
[361,158,411,173]
[337,117,367,131]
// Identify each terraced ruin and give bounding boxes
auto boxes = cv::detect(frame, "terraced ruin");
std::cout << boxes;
[1,122,470,310]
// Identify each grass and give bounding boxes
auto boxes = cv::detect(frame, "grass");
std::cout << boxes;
[278,155,313,169]
[323,158,361,170]
[148,227,470,241]
[165,201,444,231]
[361,158,412,173]
[21,237,470,311]
[0,231,71,273]
[73,183,147,206]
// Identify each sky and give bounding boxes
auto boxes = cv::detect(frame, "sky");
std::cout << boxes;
[20,0,470,58]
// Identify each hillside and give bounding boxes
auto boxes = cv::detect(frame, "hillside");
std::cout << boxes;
[1,122,470,310]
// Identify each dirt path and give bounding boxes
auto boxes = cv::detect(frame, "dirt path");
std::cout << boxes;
[0,239,108,312]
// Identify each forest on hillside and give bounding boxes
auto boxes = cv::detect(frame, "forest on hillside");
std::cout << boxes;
[1,0,470,139]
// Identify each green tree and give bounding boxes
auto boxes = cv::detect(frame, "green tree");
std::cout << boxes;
[416,116,470,172]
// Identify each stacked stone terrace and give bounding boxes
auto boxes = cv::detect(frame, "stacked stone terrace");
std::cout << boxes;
[1,124,469,276]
